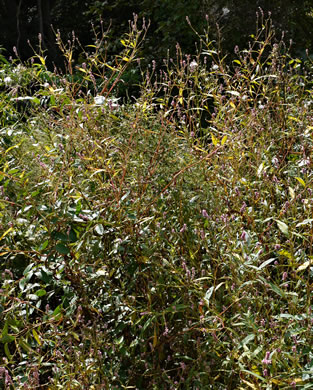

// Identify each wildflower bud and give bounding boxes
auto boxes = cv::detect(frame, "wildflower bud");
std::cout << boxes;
[202,209,209,218]
[189,60,198,73]
[240,202,247,213]
[240,230,248,241]
[262,351,272,365]
[180,223,187,233]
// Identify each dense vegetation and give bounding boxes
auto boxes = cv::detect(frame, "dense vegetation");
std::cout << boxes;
[1,14,313,389]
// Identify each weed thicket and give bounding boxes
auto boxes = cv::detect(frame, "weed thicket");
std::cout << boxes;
[0,15,313,389]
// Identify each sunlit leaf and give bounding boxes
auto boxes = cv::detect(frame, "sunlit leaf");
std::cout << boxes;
[296,219,313,227]
[297,260,312,272]
[276,220,289,235]
[289,186,295,199]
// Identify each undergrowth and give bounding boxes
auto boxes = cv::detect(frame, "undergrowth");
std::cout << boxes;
[0,14,313,390]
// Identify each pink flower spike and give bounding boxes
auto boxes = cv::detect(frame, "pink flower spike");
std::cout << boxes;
[202,209,209,218]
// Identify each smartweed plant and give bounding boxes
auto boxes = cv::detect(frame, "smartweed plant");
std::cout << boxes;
[0,13,313,389]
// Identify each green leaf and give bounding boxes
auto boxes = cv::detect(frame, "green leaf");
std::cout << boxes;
[31,190,40,197]
[68,228,77,242]
[1,333,15,343]
[240,369,265,382]
[32,97,40,105]
[39,240,49,250]
[4,343,12,360]
[270,283,285,297]
[39,269,52,283]
[52,231,68,241]
[19,339,34,353]
[35,289,46,297]
[55,243,70,255]
[1,322,15,343]
[52,305,62,317]
[240,334,255,346]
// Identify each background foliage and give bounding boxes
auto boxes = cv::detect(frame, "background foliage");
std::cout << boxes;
[0,0,313,66]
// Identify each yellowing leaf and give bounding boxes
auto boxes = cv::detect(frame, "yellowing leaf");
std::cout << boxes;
[240,379,258,389]
[279,249,293,260]
[70,331,80,341]
[153,326,158,347]
[5,144,20,155]
[178,88,184,105]
[221,135,227,145]
[77,67,87,73]
[32,329,41,345]
[295,176,306,187]
[0,227,13,241]
[211,133,219,146]
[271,378,285,385]
[105,63,118,71]
[38,56,46,66]
[288,115,300,122]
